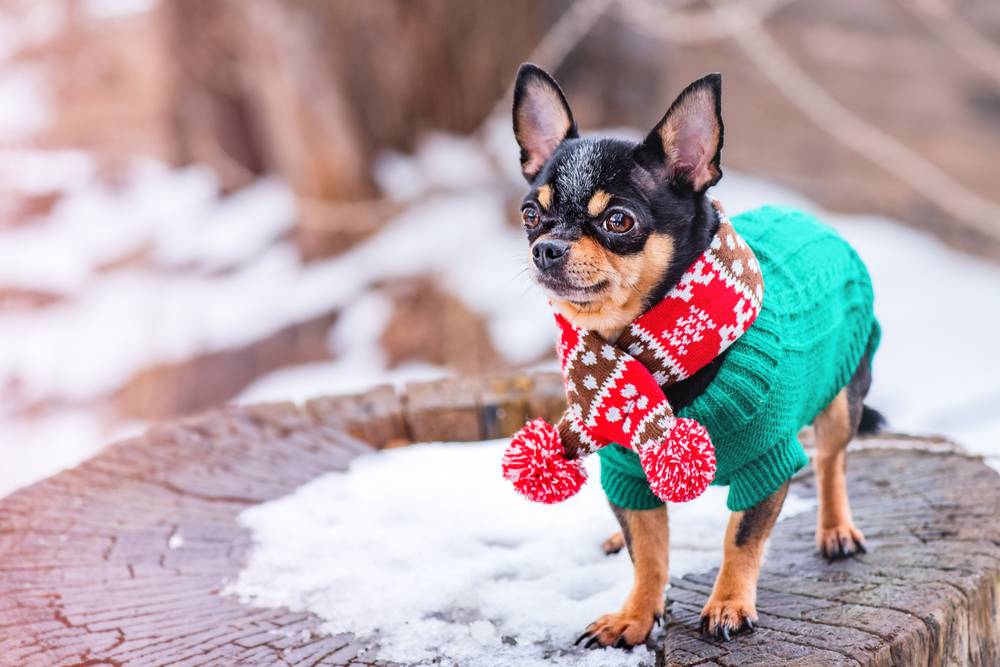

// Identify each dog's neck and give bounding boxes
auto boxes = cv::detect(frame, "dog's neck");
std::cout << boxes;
[554,196,722,342]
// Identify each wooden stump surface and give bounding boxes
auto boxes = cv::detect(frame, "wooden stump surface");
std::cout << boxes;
[2,373,999,666]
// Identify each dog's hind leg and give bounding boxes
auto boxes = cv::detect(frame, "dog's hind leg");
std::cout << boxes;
[700,481,788,639]
[578,503,667,648]
[813,355,872,559]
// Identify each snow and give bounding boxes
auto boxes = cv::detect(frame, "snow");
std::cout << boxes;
[0,149,95,195]
[228,439,813,666]
[0,410,144,498]
[0,156,547,406]
[239,292,449,404]
[0,66,49,142]
[375,133,499,201]
[0,3,60,142]
[84,0,158,20]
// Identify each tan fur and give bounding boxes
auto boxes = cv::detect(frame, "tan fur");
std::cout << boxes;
[813,389,865,554]
[586,189,612,217]
[700,482,787,635]
[586,507,668,646]
[551,234,674,341]
[537,184,552,211]
[700,512,765,633]
[602,531,625,555]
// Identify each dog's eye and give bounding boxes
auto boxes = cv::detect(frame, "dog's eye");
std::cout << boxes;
[603,211,635,234]
[521,205,540,229]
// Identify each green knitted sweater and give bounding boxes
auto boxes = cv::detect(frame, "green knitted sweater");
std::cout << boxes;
[598,205,880,512]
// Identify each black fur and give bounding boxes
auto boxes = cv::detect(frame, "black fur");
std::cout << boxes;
[858,406,886,435]
[513,67,729,403]
[734,481,789,547]
[608,502,634,559]
[846,332,885,438]
[515,70,725,311]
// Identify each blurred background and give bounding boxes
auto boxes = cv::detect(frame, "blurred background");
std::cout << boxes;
[2,0,999,498]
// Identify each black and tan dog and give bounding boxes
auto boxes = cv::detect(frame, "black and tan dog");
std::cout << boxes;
[512,63,882,648]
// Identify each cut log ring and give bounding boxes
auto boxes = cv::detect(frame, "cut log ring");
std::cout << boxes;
[1,372,998,666]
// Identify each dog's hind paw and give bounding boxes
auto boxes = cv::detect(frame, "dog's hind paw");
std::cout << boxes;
[817,523,867,561]
[576,610,658,649]
[601,531,625,555]
[699,598,756,642]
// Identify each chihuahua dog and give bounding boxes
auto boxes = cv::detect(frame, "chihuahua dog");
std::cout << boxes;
[512,63,881,648]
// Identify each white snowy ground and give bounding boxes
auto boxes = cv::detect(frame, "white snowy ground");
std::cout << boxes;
[226,439,812,667]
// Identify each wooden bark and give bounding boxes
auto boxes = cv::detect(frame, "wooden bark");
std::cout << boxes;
[2,373,999,665]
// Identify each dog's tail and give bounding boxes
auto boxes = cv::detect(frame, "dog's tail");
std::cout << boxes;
[857,404,887,436]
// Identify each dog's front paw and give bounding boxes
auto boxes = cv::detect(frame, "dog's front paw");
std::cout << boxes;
[576,610,659,649]
[699,597,756,641]
[817,523,867,560]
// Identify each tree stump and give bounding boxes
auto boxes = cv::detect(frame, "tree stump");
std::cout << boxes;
[1,373,998,666]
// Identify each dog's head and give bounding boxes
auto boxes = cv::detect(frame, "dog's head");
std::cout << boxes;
[513,64,724,338]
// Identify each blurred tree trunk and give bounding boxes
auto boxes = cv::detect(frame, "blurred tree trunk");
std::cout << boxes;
[167,0,552,254]
[165,0,674,257]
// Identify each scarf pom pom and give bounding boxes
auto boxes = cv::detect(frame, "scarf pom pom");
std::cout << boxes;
[639,418,716,503]
[502,419,587,504]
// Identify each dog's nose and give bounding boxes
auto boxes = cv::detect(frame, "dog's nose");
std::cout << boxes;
[532,239,569,271]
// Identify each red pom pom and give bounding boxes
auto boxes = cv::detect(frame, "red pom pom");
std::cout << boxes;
[638,417,716,503]
[502,419,587,504]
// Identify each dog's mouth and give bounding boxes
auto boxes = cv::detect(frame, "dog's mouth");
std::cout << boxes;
[535,274,610,302]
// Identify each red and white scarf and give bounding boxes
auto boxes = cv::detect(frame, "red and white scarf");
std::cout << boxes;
[503,202,764,504]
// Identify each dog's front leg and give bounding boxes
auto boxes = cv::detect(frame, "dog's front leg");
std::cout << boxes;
[700,481,789,640]
[578,503,667,648]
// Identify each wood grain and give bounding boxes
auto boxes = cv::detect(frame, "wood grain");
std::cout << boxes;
[1,373,998,666]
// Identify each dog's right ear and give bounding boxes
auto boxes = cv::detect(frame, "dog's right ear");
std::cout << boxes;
[512,63,578,182]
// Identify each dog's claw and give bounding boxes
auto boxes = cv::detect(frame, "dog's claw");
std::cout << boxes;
[574,631,591,646]
[700,600,756,642]
[584,635,601,649]
[818,524,867,560]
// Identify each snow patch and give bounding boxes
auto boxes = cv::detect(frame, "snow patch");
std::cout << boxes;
[228,440,813,666]
[0,411,144,498]
[0,67,49,142]
[84,0,158,19]
[238,291,450,404]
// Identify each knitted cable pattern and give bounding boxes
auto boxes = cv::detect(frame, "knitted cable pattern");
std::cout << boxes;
[598,206,881,512]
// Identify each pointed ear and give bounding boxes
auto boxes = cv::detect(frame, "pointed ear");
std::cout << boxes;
[512,63,578,182]
[636,73,723,192]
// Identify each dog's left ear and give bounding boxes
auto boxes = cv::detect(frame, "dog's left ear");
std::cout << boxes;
[635,73,723,192]
[512,63,578,182]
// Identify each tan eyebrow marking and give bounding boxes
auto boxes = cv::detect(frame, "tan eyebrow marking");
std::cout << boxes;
[537,184,553,210]
[587,189,612,217]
